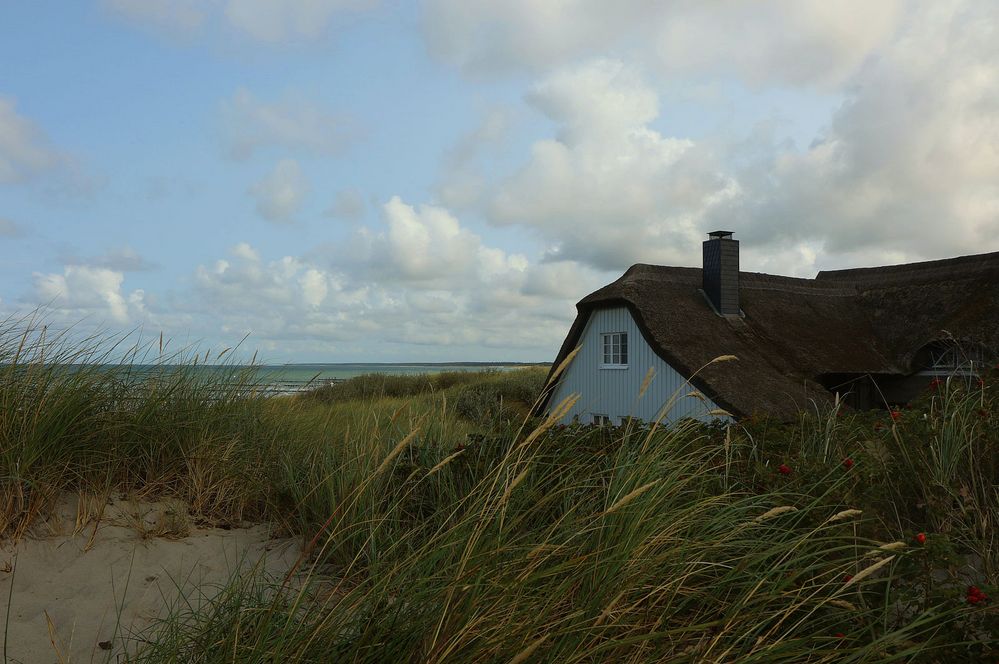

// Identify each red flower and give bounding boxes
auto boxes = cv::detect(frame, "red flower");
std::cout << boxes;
[966,585,989,605]
[778,463,792,475]
[833,632,845,639]
[890,410,902,422]
[915,532,927,545]
[977,377,985,389]
[979,409,990,418]
[843,574,853,582]
[842,457,854,470]
[929,378,942,391]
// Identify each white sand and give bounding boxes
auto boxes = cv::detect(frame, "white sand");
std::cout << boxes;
[0,495,300,663]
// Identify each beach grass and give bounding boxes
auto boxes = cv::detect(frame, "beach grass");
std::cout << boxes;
[1,317,996,661]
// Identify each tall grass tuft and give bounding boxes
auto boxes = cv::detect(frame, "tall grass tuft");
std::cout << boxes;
[0,315,277,537]
[1,316,995,661]
[134,402,996,661]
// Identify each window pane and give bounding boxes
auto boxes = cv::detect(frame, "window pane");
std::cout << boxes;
[601,333,630,365]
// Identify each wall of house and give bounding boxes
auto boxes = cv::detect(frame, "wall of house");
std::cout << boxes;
[547,306,727,426]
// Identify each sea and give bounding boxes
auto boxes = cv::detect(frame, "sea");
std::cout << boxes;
[247,363,540,394]
[88,362,545,396]
[13,362,546,397]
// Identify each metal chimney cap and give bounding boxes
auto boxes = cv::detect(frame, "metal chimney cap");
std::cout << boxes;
[707,230,735,239]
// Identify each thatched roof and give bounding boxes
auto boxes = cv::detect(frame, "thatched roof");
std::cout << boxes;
[544,251,999,420]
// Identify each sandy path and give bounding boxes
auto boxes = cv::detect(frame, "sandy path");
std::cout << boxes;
[0,496,300,663]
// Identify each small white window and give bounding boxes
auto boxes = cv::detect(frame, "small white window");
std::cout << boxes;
[600,332,628,368]
[592,414,611,426]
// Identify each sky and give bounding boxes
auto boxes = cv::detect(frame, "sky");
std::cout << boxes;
[1,0,998,363]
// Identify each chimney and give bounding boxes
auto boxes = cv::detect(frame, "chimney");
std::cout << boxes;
[702,230,740,315]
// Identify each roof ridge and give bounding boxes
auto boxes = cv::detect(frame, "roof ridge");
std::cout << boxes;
[816,250,999,282]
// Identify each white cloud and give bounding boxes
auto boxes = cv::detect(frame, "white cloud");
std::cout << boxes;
[298,268,329,307]
[712,0,999,267]
[526,59,657,144]
[12,189,607,359]
[435,0,999,277]
[0,96,65,183]
[33,265,139,324]
[423,0,901,88]
[194,247,344,315]
[231,242,259,261]
[377,196,482,281]
[423,0,638,77]
[486,59,737,270]
[180,194,598,357]
[249,159,309,223]
[220,88,356,160]
[649,2,902,88]
[521,261,604,299]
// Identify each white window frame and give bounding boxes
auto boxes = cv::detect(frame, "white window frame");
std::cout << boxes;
[916,343,986,377]
[600,332,629,369]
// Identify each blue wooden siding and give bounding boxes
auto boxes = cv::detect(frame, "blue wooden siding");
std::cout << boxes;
[548,307,727,425]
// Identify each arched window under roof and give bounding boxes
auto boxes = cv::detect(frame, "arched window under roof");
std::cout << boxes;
[911,340,989,376]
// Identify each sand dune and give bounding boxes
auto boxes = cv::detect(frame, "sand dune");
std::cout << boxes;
[0,495,300,663]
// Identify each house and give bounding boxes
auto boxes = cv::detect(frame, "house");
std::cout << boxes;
[540,231,999,425]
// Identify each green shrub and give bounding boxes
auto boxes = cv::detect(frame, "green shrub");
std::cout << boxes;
[300,370,497,403]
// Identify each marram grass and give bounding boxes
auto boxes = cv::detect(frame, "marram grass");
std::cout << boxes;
[1,318,996,662]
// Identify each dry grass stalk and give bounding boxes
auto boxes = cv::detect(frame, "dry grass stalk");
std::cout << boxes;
[516,392,579,452]
[44,610,67,664]
[865,541,907,556]
[499,465,533,509]
[425,449,465,478]
[604,481,659,516]
[845,555,896,587]
[547,346,581,386]
[827,509,863,524]
[374,429,420,476]
[508,633,549,664]
[754,506,798,523]
[638,366,656,399]
[593,590,627,627]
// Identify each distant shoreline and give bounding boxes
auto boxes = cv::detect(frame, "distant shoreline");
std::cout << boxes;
[269,361,551,367]
[10,361,553,369]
